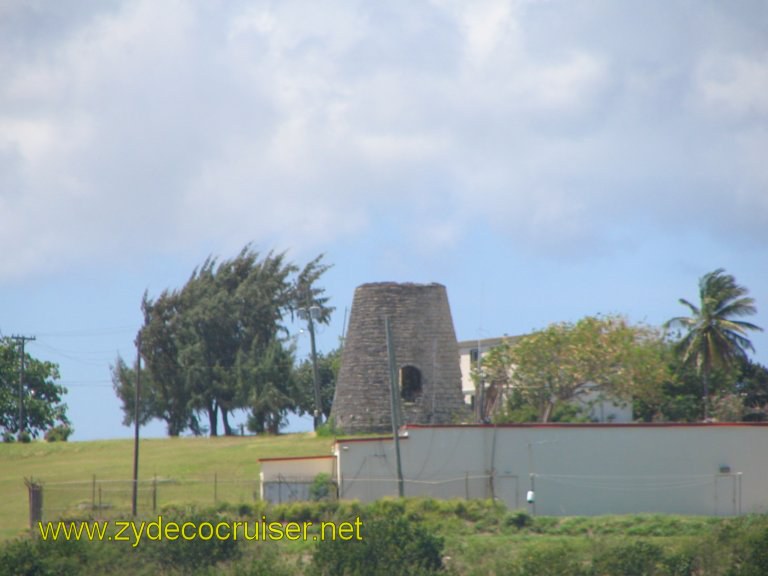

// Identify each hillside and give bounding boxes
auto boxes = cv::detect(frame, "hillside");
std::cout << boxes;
[0,434,333,540]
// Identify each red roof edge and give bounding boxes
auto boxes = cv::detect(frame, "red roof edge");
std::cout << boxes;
[403,422,768,429]
[334,435,407,445]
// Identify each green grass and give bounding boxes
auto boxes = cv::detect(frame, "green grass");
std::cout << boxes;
[0,434,333,541]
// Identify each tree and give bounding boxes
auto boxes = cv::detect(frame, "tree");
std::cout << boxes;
[634,355,733,423]
[110,355,160,428]
[293,346,341,422]
[736,358,768,417]
[665,269,762,420]
[112,246,332,436]
[0,338,70,440]
[481,315,670,423]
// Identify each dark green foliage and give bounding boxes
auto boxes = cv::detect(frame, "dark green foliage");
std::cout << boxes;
[140,512,240,574]
[230,546,293,576]
[735,358,768,416]
[309,473,334,501]
[44,424,73,442]
[504,510,533,529]
[293,348,340,422]
[665,269,762,419]
[732,527,768,576]
[663,551,697,576]
[311,508,444,576]
[0,537,86,576]
[315,417,338,438]
[0,338,69,439]
[513,543,586,576]
[592,540,665,576]
[112,247,332,436]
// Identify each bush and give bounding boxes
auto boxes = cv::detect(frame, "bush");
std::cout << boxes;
[309,473,335,501]
[0,538,87,576]
[141,512,240,573]
[513,543,586,576]
[2,431,15,443]
[18,431,31,443]
[592,540,665,576]
[45,425,73,442]
[315,418,338,438]
[504,510,533,530]
[731,526,768,576]
[663,551,697,576]
[231,545,294,576]
[311,508,444,576]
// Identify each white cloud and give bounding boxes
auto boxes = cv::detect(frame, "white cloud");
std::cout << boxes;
[0,0,766,282]
[695,52,768,117]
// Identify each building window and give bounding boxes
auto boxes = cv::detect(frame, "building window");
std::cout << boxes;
[400,366,422,403]
[469,348,479,363]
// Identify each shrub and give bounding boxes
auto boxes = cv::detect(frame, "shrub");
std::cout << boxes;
[141,512,240,573]
[731,526,768,576]
[592,540,665,576]
[311,508,444,576]
[309,473,334,502]
[18,431,31,443]
[2,431,15,443]
[504,510,533,530]
[0,538,87,576]
[513,543,586,576]
[231,545,294,576]
[45,425,73,442]
[315,418,338,438]
[663,551,697,576]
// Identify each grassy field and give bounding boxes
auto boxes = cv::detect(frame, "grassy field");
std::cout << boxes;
[0,434,333,541]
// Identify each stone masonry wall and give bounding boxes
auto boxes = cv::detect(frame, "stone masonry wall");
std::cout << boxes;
[331,282,467,433]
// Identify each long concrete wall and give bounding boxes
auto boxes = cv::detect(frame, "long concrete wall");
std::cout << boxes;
[334,424,768,516]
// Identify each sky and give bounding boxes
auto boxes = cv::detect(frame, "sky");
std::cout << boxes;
[1,0,766,441]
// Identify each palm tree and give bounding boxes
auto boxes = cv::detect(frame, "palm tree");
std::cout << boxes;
[665,269,762,420]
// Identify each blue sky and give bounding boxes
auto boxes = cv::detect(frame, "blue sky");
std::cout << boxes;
[1,0,766,441]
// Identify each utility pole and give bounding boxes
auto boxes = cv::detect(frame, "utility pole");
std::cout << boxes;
[11,335,36,437]
[385,317,405,498]
[298,301,323,430]
[307,307,323,430]
[132,332,141,517]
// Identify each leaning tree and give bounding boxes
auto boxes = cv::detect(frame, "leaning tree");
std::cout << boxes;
[665,268,762,420]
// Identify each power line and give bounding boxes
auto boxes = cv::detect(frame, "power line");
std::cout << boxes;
[33,326,136,338]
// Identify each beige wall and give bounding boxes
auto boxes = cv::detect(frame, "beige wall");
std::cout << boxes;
[260,456,335,503]
[334,425,768,516]
[260,456,335,482]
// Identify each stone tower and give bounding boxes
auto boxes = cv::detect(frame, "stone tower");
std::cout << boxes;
[331,282,467,433]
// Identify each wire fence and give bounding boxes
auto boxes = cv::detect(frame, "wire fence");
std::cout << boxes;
[32,475,261,523]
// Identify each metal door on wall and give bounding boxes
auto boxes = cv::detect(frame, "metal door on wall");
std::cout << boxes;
[714,473,741,516]
[495,474,520,509]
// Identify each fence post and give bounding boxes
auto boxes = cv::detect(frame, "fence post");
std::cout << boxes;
[92,475,96,510]
[152,475,157,513]
[25,478,43,530]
